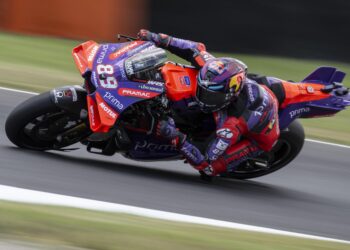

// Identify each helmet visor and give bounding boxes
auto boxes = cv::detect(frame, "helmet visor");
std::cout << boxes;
[196,83,229,108]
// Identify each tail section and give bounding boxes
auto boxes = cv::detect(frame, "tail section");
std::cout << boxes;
[278,67,350,129]
[301,67,349,101]
[302,66,346,85]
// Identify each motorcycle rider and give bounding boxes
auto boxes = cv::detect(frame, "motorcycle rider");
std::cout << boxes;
[138,29,280,178]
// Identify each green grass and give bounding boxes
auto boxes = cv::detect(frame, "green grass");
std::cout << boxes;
[0,201,348,250]
[0,32,349,144]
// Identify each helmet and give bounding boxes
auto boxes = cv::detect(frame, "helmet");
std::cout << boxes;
[195,58,247,113]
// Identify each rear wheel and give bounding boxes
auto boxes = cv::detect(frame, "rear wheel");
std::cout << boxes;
[5,92,90,150]
[221,120,305,179]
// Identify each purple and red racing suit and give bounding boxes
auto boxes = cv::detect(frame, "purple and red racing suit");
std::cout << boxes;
[139,30,280,176]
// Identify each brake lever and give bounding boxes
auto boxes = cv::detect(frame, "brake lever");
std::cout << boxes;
[117,34,137,41]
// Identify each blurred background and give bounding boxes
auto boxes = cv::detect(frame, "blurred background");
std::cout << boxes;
[1,1,350,249]
[0,0,349,176]
[1,0,350,62]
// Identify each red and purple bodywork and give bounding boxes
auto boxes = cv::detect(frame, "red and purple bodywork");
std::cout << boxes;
[275,67,350,129]
[72,40,350,159]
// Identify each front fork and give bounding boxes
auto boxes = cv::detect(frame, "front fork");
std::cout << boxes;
[49,85,93,148]
[50,85,88,118]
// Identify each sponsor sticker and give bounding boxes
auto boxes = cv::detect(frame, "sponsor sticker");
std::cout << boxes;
[247,84,255,102]
[184,76,191,86]
[180,76,191,86]
[139,84,163,92]
[216,128,234,139]
[103,92,124,111]
[289,107,310,118]
[307,86,315,93]
[99,102,117,119]
[208,60,225,75]
[268,118,276,130]
[116,61,127,79]
[109,42,139,60]
[118,88,159,99]
[255,89,269,113]
[53,88,77,103]
[96,44,109,64]
[134,140,176,151]
[89,104,96,127]
[87,45,99,62]
[147,81,164,87]
[139,44,156,53]
[124,61,134,76]
[216,139,229,150]
[203,166,214,175]
[91,72,98,86]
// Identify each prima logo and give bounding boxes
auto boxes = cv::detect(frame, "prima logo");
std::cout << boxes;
[289,107,310,118]
[104,92,124,111]
[96,44,109,64]
[134,141,177,151]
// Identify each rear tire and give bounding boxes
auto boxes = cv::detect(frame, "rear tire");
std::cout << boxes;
[222,120,305,179]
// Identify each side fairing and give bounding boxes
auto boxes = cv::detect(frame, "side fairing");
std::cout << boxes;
[76,41,165,132]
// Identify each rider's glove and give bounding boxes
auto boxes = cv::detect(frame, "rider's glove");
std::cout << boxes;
[193,161,214,176]
[137,29,171,48]
[157,118,186,148]
[137,29,153,41]
[194,157,227,177]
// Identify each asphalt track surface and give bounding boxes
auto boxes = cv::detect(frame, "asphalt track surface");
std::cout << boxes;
[0,89,349,241]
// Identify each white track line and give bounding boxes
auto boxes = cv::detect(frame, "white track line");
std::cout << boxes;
[0,184,348,244]
[305,138,350,149]
[1,86,350,149]
[0,86,38,95]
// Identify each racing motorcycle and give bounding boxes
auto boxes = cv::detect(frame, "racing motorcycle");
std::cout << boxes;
[5,35,350,179]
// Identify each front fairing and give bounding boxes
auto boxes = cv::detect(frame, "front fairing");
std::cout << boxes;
[73,40,165,132]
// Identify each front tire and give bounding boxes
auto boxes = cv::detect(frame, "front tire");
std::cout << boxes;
[5,92,90,150]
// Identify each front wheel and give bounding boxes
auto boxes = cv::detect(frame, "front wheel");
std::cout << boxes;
[5,91,91,150]
[221,120,305,179]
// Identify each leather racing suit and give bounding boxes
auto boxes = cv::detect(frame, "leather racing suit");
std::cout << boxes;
[139,30,280,176]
